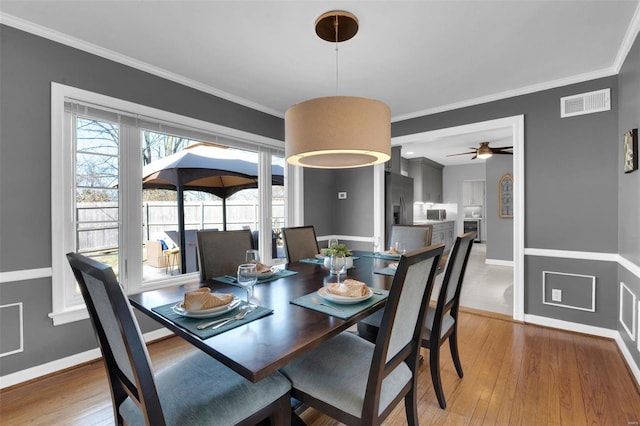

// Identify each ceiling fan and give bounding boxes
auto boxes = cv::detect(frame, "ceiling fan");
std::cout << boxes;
[447,142,513,160]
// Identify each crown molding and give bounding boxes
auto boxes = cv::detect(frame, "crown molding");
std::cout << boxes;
[391,67,617,123]
[613,1,640,73]
[0,13,284,119]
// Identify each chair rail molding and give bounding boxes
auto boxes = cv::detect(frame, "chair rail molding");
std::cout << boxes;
[0,267,52,284]
[524,248,640,279]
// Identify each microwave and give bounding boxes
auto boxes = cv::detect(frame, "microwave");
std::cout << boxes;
[426,209,447,221]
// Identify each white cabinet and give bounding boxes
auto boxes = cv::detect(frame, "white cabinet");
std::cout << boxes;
[463,181,484,206]
[408,158,443,203]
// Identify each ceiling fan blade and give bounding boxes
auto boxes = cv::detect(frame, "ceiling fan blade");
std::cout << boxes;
[446,151,476,157]
[491,146,513,150]
[471,154,478,160]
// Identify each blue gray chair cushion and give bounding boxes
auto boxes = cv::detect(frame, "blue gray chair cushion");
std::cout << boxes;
[280,332,412,418]
[120,350,291,426]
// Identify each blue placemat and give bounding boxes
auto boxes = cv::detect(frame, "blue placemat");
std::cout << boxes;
[359,251,402,260]
[213,269,298,286]
[299,257,324,265]
[290,288,388,319]
[374,267,397,276]
[152,300,272,340]
[300,256,360,265]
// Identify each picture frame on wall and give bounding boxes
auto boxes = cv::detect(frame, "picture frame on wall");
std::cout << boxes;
[624,128,638,173]
[498,173,513,218]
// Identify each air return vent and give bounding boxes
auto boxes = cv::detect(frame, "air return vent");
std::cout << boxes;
[560,88,610,118]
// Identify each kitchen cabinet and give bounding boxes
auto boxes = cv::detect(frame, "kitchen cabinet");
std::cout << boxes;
[430,220,455,254]
[463,181,485,206]
[408,157,443,203]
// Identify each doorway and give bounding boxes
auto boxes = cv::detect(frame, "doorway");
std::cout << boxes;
[379,115,524,320]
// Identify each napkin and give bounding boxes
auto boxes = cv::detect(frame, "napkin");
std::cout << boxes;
[388,262,398,269]
[255,263,271,273]
[326,279,369,297]
[183,288,234,311]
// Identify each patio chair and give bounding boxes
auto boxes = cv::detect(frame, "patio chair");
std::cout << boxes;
[280,244,444,425]
[66,252,291,426]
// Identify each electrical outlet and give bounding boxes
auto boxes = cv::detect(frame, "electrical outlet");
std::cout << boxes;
[551,289,562,302]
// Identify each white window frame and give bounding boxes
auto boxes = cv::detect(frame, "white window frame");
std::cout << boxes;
[50,83,286,325]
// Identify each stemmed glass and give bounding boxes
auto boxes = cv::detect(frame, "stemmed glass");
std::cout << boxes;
[245,249,260,264]
[394,241,407,255]
[329,254,347,284]
[372,235,381,256]
[328,238,339,250]
[237,263,258,311]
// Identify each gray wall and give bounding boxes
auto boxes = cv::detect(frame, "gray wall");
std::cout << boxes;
[394,79,620,254]
[617,33,640,367]
[485,154,513,261]
[0,25,283,375]
[308,69,623,331]
[304,167,374,251]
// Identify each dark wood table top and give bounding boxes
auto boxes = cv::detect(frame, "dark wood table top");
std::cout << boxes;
[129,251,395,383]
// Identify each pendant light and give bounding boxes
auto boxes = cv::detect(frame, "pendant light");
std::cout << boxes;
[285,11,391,169]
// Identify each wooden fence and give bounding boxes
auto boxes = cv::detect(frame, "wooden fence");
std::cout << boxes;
[76,200,285,253]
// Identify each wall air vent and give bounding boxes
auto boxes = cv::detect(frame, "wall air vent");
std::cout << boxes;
[560,88,610,118]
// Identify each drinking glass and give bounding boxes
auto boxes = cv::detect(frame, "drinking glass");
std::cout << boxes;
[394,241,407,255]
[328,238,339,250]
[372,235,381,255]
[245,249,260,264]
[329,254,347,284]
[237,263,258,311]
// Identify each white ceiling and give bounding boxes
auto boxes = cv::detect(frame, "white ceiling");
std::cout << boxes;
[1,1,639,165]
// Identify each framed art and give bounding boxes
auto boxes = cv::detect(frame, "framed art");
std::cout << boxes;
[498,173,513,218]
[624,128,638,173]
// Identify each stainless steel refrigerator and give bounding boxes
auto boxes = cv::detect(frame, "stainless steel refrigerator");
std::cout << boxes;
[385,172,414,245]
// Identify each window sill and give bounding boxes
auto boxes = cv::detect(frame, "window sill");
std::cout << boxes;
[48,306,89,326]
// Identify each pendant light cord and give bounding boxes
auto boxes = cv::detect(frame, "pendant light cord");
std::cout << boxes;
[334,15,339,96]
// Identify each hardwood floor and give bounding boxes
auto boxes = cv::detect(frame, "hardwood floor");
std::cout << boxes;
[2,311,639,425]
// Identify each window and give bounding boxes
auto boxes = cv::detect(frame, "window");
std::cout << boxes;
[50,83,286,325]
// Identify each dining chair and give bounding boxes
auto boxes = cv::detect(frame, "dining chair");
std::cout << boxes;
[387,224,433,252]
[196,229,253,281]
[280,243,444,425]
[281,225,320,263]
[66,252,291,426]
[357,231,476,409]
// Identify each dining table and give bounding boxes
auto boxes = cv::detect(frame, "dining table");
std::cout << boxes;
[128,250,400,384]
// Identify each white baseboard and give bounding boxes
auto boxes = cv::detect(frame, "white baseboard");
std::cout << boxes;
[0,327,173,389]
[524,314,619,338]
[485,258,514,267]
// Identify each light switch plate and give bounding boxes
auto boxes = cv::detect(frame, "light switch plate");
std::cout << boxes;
[338,191,347,199]
[551,289,562,302]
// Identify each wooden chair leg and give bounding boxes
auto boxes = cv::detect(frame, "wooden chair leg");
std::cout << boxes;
[449,330,464,378]
[404,387,419,426]
[430,346,447,409]
[270,394,292,426]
